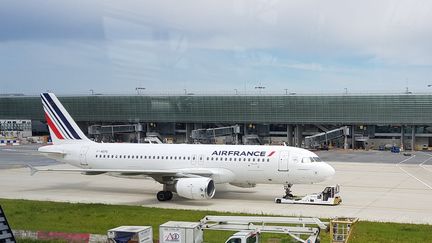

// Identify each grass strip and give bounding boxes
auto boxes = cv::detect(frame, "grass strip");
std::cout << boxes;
[1,198,431,243]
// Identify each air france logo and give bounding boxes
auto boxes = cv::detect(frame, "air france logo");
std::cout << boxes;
[211,150,276,157]
[164,232,181,242]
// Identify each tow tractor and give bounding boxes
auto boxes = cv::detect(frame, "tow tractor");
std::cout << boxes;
[275,185,341,205]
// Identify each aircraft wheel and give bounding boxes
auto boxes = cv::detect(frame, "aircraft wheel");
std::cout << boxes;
[276,199,281,204]
[165,191,173,201]
[157,191,166,201]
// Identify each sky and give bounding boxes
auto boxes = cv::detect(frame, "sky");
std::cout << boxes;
[1,0,432,95]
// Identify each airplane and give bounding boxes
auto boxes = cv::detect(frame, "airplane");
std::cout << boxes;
[32,93,336,201]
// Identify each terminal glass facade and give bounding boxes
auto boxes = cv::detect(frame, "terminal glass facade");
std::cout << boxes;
[1,94,432,125]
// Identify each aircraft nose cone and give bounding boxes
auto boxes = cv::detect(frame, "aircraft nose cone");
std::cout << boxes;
[326,163,336,178]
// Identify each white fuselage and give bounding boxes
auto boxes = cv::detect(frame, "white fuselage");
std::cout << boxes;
[40,142,335,185]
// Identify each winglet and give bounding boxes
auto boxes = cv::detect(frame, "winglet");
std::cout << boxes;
[27,164,39,176]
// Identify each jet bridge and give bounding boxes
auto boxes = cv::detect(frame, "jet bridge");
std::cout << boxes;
[191,125,241,144]
[305,126,349,149]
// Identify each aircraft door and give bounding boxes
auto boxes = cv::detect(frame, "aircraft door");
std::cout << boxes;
[79,146,89,167]
[278,151,289,171]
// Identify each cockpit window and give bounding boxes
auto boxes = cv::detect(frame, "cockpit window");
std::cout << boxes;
[302,157,323,163]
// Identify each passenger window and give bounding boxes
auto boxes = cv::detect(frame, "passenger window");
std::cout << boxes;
[170,156,173,159]
[153,156,155,159]
[112,155,114,158]
[211,157,214,161]
[244,158,246,162]
[174,156,177,160]
[206,157,209,160]
[115,155,118,158]
[127,155,130,159]
[136,156,139,159]
[184,157,186,160]
[199,157,202,160]
[157,156,160,159]
[216,157,218,161]
[140,156,142,159]
[267,158,270,162]
[248,158,251,162]
[95,155,98,158]
[131,155,134,159]
[229,158,232,161]
[253,158,255,162]
[234,158,236,161]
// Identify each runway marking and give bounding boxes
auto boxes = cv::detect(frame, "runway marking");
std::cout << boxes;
[419,155,432,165]
[397,166,432,190]
[396,154,432,190]
[397,155,415,164]
[420,165,432,173]
[417,151,432,174]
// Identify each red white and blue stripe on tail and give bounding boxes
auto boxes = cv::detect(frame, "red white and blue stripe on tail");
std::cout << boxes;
[41,93,90,142]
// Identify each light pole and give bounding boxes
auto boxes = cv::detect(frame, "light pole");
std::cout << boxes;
[284,89,288,95]
[234,89,238,95]
[254,85,266,94]
[89,89,94,95]
[135,87,146,95]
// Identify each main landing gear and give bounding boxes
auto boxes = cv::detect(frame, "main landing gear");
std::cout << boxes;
[283,184,294,199]
[157,191,173,201]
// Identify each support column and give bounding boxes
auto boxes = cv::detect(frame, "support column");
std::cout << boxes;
[400,125,404,151]
[185,123,193,144]
[344,126,348,150]
[411,125,416,151]
[287,125,294,146]
[351,125,355,149]
[295,125,303,148]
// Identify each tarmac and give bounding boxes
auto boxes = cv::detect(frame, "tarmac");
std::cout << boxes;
[1,145,432,224]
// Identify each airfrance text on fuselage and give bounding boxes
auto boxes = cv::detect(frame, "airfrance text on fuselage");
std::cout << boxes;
[211,150,269,157]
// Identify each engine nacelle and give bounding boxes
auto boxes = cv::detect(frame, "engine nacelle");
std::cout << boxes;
[175,178,216,200]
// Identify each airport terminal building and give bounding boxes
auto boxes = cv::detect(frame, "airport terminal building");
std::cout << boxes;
[1,93,432,150]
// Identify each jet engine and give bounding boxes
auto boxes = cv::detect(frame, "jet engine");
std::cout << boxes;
[175,178,216,200]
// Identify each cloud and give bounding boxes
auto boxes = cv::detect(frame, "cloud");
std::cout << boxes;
[0,0,105,41]
[2,0,432,94]
[102,0,432,66]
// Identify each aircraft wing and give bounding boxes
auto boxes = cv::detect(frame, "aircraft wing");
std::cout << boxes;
[27,165,234,183]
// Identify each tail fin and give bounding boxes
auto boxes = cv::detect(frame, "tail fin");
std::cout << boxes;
[41,93,91,144]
